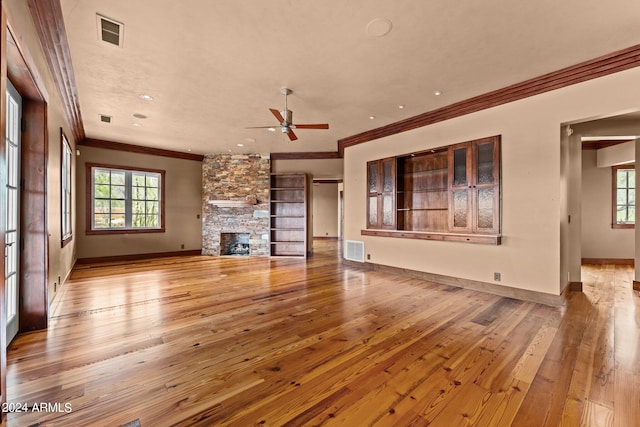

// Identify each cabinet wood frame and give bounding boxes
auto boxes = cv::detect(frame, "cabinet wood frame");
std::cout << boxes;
[363,135,501,245]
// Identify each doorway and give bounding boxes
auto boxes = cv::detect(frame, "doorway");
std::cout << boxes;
[5,80,21,345]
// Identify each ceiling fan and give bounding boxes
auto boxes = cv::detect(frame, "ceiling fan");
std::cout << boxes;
[247,88,329,141]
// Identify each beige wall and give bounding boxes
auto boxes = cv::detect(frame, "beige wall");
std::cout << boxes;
[343,67,640,296]
[76,146,202,259]
[312,182,339,237]
[6,0,78,307]
[581,150,634,259]
[272,158,343,179]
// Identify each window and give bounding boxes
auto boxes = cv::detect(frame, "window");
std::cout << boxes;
[61,129,73,246]
[612,165,635,229]
[86,163,165,234]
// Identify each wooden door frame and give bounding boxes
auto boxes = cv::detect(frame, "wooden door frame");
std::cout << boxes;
[1,8,50,411]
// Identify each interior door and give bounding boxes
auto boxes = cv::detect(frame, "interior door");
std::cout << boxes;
[5,80,22,345]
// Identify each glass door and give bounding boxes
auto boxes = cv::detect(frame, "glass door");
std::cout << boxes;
[6,80,22,345]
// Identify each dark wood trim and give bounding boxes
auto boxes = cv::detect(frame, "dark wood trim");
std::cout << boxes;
[612,165,635,229]
[633,281,640,291]
[27,0,84,144]
[270,152,341,160]
[75,249,202,265]
[20,100,49,332]
[582,258,634,265]
[85,163,166,235]
[81,138,204,162]
[569,282,583,292]
[582,140,632,150]
[0,2,8,414]
[361,229,501,245]
[338,43,640,155]
[313,179,343,184]
[60,128,73,247]
[313,236,339,240]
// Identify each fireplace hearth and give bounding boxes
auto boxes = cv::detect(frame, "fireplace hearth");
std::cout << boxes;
[220,233,250,256]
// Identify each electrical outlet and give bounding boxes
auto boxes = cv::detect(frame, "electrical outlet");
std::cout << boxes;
[367,254,371,260]
[181,244,185,249]
[494,272,501,281]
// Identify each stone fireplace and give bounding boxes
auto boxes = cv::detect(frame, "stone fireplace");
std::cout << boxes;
[201,154,270,256]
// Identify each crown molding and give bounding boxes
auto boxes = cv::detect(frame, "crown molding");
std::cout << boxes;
[270,152,341,160]
[28,0,84,143]
[338,44,640,155]
[81,138,204,161]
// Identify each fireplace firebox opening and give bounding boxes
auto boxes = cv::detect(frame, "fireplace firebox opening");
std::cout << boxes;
[220,232,250,256]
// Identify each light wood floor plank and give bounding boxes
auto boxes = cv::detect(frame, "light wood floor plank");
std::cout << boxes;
[4,241,640,426]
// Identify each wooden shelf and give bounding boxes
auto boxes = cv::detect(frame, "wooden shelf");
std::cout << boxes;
[397,188,447,194]
[361,229,501,245]
[270,173,308,257]
[397,208,448,212]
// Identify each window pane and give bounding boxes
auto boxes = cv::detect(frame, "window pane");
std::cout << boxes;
[628,207,636,223]
[617,190,627,205]
[111,171,125,185]
[369,196,377,226]
[132,174,146,186]
[95,184,110,198]
[111,185,126,199]
[146,201,158,214]
[110,214,125,228]
[132,187,146,200]
[382,161,393,192]
[94,199,110,213]
[95,171,110,184]
[94,214,110,228]
[147,187,158,201]
[629,189,635,206]
[382,194,393,226]
[146,215,159,227]
[146,175,159,188]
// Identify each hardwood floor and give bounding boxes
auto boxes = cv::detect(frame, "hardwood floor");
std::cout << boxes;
[4,241,640,426]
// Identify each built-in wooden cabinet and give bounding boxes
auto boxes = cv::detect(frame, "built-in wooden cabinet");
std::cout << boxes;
[270,173,309,257]
[363,135,501,244]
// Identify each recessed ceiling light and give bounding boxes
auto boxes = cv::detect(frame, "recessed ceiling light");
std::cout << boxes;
[398,105,405,109]
[268,127,276,132]
[132,123,141,127]
[369,116,376,120]
[139,94,154,101]
[434,90,442,96]
[133,113,147,119]
[366,18,393,37]
[237,143,244,147]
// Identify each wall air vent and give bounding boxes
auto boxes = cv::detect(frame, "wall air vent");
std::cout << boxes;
[96,14,124,47]
[100,114,112,123]
[345,240,365,262]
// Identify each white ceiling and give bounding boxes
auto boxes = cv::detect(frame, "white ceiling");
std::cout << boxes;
[59,0,640,155]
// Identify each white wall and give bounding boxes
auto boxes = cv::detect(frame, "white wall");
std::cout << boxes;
[343,67,640,296]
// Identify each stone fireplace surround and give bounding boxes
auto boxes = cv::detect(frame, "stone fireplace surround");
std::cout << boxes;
[201,154,270,256]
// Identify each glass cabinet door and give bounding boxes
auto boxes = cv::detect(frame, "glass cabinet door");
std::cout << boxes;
[473,139,499,233]
[449,143,472,232]
[366,158,396,229]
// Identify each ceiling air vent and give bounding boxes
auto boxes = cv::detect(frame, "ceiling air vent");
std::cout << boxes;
[96,14,124,47]
[100,114,112,123]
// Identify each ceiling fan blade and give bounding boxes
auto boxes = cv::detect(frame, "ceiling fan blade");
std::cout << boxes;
[245,125,277,129]
[269,108,285,124]
[292,123,329,130]
[286,129,298,141]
